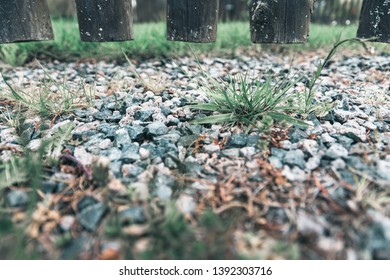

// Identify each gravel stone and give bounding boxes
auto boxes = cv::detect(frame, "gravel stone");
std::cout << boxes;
[178,135,199,147]
[77,203,107,231]
[6,190,29,208]
[203,144,220,154]
[134,109,154,122]
[375,161,390,181]
[284,150,306,169]
[325,143,349,159]
[282,166,306,182]
[127,125,145,142]
[114,128,131,148]
[118,207,146,224]
[145,122,168,137]
[227,133,248,148]
[240,147,257,159]
[221,148,240,158]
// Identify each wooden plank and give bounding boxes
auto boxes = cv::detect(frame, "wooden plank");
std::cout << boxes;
[75,0,134,42]
[167,0,220,43]
[0,0,54,43]
[250,0,313,44]
[357,0,390,43]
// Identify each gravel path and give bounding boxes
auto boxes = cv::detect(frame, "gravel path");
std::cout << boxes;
[0,51,389,259]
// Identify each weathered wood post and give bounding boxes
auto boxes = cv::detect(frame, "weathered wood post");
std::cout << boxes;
[167,0,220,43]
[75,0,134,42]
[357,0,390,43]
[0,0,54,43]
[250,0,313,44]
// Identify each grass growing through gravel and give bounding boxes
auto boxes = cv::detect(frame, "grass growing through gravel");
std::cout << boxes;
[1,64,95,119]
[190,37,373,130]
[190,72,307,129]
[1,19,387,66]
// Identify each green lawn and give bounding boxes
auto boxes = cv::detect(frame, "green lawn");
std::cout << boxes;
[0,19,388,65]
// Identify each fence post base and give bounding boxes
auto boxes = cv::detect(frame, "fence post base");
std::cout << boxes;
[167,0,220,43]
[0,0,53,44]
[75,0,134,42]
[250,0,313,44]
[357,0,390,43]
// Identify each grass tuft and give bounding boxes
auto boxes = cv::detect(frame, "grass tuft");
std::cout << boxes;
[190,71,307,130]
[1,62,95,118]
[190,37,374,131]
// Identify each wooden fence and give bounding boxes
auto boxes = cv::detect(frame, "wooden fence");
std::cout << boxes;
[0,0,389,44]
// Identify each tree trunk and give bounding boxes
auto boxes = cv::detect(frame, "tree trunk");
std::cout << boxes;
[75,0,134,42]
[167,0,220,43]
[250,0,313,44]
[0,0,54,43]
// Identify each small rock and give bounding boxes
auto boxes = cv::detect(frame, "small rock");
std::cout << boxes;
[74,147,93,166]
[321,133,336,144]
[108,111,122,122]
[300,139,319,156]
[77,203,107,231]
[153,133,181,144]
[119,207,146,224]
[178,135,199,147]
[114,128,131,148]
[203,144,220,154]
[306,155,322,170]
[282,166,306,182]
[368,210,390,260]
[363,121,377,131]
[279,140,292,150]
[6,190,29,208]
[375,160,390,181]
[240,147,256,159]
[288,127,308,143]
[270,147,287,159]
[122,164,144,177]
[60,215,75,231]
[139,148,150,160]
[284,150,306,169]
[269,156,283,169]
[134,110,154,122]
[221,148,240,158]
[127,125,145,142]
[325,143,348,159]
[145,122,168,137]
[332,134,355,149]
[176,194,197,215]
[331,158,346,170]
[98,139,112,150]
[164,156,178,169]
[93,110,112,121]
[106,147,122,161]
[247,134,260,147]
[227,133,247,148]
[121,144,140,163]
[152,175,175,201]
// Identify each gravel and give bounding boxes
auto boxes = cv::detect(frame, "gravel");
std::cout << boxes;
[1,52,389,260]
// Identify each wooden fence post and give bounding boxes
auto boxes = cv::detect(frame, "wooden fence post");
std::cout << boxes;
[0,0,54,43]
[357,0,390,43]
[167,0,220,43]
[250,0,313,44]
[75,0,134,42]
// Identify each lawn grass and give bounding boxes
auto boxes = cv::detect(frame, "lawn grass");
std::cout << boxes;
[0,19,388,66]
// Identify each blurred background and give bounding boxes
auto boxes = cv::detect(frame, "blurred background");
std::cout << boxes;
[48,0,363,25]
